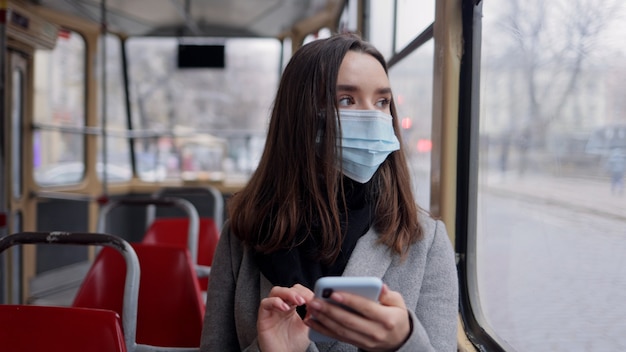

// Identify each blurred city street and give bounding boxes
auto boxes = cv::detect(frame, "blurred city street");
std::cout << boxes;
[482,172,626,221]
[476,171,626,351]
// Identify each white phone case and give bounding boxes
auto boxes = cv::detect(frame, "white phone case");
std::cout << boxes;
[308,276,383,342]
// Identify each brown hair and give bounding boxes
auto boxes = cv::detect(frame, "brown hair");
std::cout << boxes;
[227,33,422,263]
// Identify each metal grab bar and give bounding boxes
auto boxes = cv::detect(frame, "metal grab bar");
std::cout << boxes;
[97,198,200,265]
[0,232,140,352]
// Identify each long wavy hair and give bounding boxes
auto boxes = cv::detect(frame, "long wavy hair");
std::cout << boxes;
[227,33,422,263]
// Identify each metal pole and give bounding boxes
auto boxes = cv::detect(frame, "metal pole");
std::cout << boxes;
[0,0,9,305]
[100,0,108,195]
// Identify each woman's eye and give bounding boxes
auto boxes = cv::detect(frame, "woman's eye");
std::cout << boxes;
[376,98,391,108]
[337,96,353,107]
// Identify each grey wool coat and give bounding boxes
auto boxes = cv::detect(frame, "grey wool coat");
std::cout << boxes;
[200,212,458,352]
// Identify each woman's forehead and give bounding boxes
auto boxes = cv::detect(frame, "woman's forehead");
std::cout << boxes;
[337,51,390,90]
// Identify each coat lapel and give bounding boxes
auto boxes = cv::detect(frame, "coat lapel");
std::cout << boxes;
[342,227,392,278]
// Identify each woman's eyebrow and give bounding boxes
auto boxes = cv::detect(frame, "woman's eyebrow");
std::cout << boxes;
[336,84,358,92]
[336,85,392,95]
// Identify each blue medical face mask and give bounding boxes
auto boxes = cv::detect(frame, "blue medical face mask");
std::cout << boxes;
[337,109,400,183]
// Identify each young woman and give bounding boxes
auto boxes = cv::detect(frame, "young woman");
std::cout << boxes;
[200,33,458,352]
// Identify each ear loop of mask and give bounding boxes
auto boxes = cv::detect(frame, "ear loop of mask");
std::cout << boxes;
[315,109,343,174]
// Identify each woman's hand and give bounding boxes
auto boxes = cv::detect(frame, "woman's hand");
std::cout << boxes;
[257,284,314,352]
[304,284,411,352]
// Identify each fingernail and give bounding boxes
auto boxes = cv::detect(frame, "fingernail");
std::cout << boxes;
[308,300,321,310]
[296,295,305,305]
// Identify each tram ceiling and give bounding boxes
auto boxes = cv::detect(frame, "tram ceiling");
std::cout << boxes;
[30,0,333,37]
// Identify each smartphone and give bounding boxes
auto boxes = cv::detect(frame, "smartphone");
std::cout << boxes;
[308,276,383,342]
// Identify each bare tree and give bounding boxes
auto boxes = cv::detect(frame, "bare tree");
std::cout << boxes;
[483,0,624,176]
[493,0,623,148]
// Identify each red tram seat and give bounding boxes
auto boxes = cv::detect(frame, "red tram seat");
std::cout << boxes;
[72,243,205,348]
[142,217,219,290]
[0,305,126,352]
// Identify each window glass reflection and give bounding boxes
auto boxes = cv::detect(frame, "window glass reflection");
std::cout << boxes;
[478,2,626,350]
[33,29,86,186]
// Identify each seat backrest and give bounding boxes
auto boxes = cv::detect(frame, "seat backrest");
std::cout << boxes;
[147,186,224,232]
[0,305,126,352]
[142,217,219,290]
[73,244,205,348]
[0,232,139,351]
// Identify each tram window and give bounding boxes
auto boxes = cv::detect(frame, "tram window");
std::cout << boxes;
[337,0,360,35]
[11,68,24,198]
[366,0,434,59]
[126,37,281,182]
[366,1,395,58]
[280,37,292,72]
[476,1,626,350]
[394,0,434,50]
[303,28,332,45]
[388,41,434,210]
[33,29,86,186]
[97,34,131,182]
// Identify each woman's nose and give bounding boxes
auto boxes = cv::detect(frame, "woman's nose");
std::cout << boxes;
[355,102,377,111]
